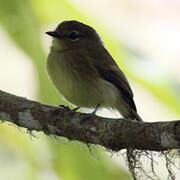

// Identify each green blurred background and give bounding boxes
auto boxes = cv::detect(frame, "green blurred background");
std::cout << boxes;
[0,0,180,179]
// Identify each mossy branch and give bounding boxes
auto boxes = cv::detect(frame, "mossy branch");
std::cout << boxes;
[0,89,180,151]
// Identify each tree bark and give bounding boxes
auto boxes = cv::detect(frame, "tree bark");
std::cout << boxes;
[0,89,180,151]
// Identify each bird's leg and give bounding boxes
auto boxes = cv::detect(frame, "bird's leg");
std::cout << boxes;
[91,104,101,115]
[59,105,80,112]
[81,104,101,122]
[72,107,80,111]
[58,105,70,111]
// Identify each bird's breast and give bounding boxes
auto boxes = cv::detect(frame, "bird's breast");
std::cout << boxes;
[47,51,119,108]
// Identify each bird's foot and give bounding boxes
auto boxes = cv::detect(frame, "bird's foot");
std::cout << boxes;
[72,107,80,111]
[91,104,101,116]
[58,105,70,111]
[58,105,80,112]
[81,104,101,122]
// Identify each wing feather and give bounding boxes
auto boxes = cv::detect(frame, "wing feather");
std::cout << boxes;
[91,47,137,111]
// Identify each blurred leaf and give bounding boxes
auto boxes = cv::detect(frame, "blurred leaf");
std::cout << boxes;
[121,48,180,116]
[49,139,129,180]
[0,0,60,104]
[0,124,41,179]
[30,0,86,25]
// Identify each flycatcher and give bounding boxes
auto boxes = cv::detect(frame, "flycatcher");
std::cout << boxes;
[46,20,142,121]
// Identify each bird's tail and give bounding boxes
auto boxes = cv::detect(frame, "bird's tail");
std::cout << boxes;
[117,104,143,122]
[126,108,143,122]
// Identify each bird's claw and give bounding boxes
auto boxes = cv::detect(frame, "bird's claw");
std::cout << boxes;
[81,104,101,122]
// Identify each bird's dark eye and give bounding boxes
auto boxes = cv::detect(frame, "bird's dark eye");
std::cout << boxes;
[68,31,80,40]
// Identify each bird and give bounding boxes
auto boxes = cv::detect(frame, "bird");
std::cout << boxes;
[46,20,142,121]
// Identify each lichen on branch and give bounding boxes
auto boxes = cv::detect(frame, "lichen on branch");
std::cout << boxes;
[0,89,180,151]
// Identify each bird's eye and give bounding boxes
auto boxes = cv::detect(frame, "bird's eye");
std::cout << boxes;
[68,31,80,40]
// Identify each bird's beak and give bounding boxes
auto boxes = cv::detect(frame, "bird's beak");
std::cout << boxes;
[46,31,61,38]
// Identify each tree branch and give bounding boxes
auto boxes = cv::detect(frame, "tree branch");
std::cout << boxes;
[0,89,180,151]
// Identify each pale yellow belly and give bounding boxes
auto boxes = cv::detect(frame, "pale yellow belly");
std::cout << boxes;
[47,51,119,108]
